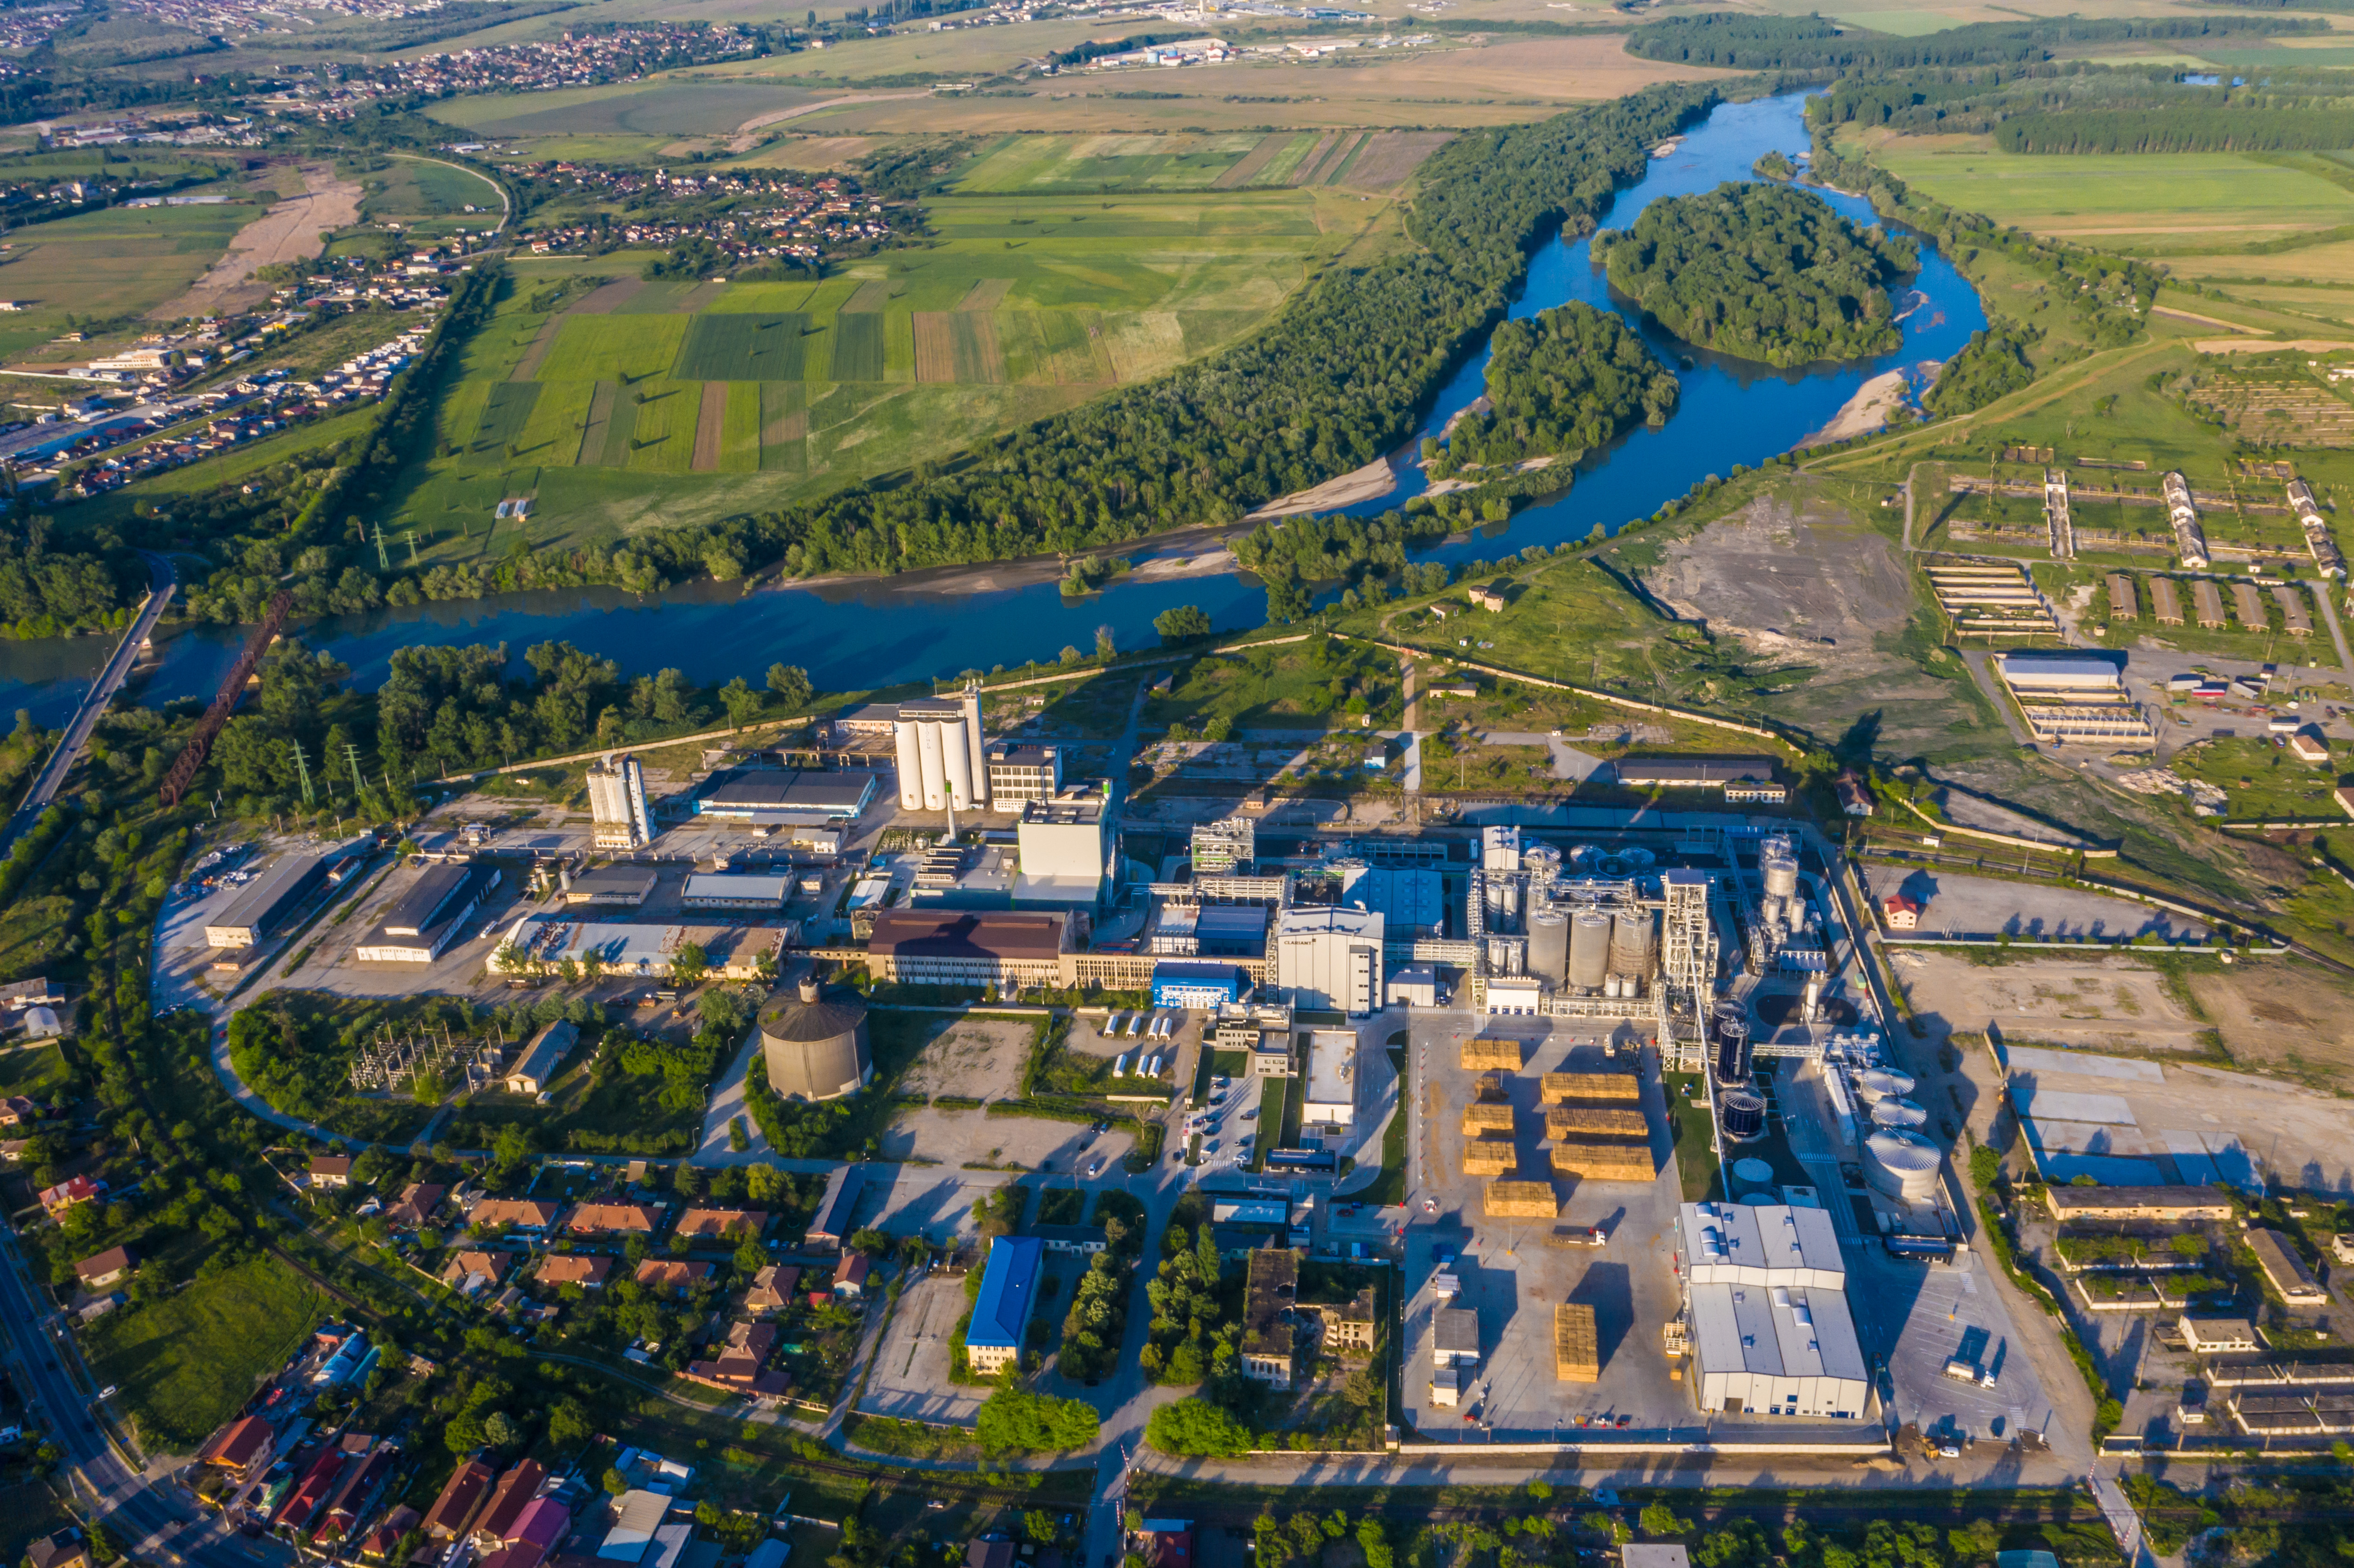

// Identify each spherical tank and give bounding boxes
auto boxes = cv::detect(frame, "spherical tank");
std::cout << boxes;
[1761,851,1801,901]
[759,978,873,1103]
[1567,910,1613,990]
[1870,1097,1930,1130]
[1865,1128,1942,1201]
[1608,909,1655,978]
[894,720,924,811]
[938,714,976,810]
[1528,909,1568,984]
[915,721,948,811]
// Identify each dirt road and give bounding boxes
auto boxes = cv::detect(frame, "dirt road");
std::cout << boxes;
[151,163,362,320]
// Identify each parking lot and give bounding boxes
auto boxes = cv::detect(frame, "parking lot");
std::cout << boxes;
[1852,1248,2056,1449]
[1858,868,2206,943]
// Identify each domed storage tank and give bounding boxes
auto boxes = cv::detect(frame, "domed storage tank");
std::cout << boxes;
[1567,910,1612,990]
[1524,843,1563,884]
[1729,1156,1776,1195]
[1870,1097,1930,1130]
[1761,849,1801,901]
[1854,1067,1916,1105]
[1719,1088,1767,1142]
[759,977,873,1103]
[1528,909,1568,985]
[1865,1128,1942,1201]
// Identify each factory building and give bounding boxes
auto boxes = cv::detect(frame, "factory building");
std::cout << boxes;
[2041,1186,2234,1223]
[1016,786,1112,909]
[680,873,793,913]
[1192,817,1255,875]
[206,850,336,948]
[562,865,658,909]
[893,689,987,812]
[1614,758,1785,797]
[587,754,654,850]
[1152,961,1247,1009]
[692,768,877,825]
[1677,1202,1867,1419]
[1302,1029,1358,1132]
[2164,472,2211,569]
[2247,1228,2327,1306]
[1333,862,1445,937]
[757,978,872,1103]
[1240,1247,1300,1389]
[508,918,785,981]
[984,741,1064,811]
[1994,650,2153,746]
[865,910,1072,990]
[355,863,501,964]
[1272,904,1385,1016]
[965,1236,1043,1376]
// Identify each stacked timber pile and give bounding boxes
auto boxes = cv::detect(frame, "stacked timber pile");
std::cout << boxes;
[1555,1302,1600,1382]
[1484,1181,1556,1218]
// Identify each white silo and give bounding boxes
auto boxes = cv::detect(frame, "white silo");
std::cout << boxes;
[1761,849,1801,901]
[1865,1128,1942,1201]
[1607,908,1654,980]
[939,712,977,810]
[1567,910,1612,991]
[916,720,948,811]
[961,684,987,804]
[1870,1097,1930,1130]
[1528,909,1568,985]
[894,717,925,811]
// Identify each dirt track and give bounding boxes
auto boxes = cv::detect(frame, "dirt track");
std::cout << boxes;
[152,163,361,320]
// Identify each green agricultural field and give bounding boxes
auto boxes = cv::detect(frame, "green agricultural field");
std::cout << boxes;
[356,157,504,227]
[377,185,1379,555]
[955,132,1270,193]
[86,1257,327,1450]
[0,196,260,361]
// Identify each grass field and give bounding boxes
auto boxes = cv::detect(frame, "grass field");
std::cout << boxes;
[0,195,261,361]
[86,1257,327,1451]
[357,158,504,226]
[381,186,1384,555]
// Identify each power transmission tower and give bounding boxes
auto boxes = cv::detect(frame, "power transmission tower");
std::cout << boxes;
[289,739,314,806]
[407,532,419,566]
[345,742,367,797]
[374,523,390,571]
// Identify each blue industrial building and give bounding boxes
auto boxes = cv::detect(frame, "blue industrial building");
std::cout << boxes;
[965,1235,1043,1373]
[1152,961,1246,1009]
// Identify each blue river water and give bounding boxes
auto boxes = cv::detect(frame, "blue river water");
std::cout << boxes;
[0,93,1984,723]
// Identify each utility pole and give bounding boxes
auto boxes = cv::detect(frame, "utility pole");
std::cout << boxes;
[289,739,314,806]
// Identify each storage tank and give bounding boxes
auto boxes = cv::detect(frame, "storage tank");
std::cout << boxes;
[1871,1097,1930,1130]
[1608,908,1655,979]
[1523,843,1562,885]
[1865,1128,1942,1201]
[1761,849,1801,901]
[759,978,873,1103]
[1528,909,1568,985]
[1567,910,1612,990]
[915,720,948,811]
[1713,1016,1752,1088]
[1719,1088,1767,1143]
[1854,1068,1916,1105]
[894,719,925,811]
[1729,1156,1776,1195]
[938,713,976,810]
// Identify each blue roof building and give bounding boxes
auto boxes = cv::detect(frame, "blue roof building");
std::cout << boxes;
[1152,961,1245,1009]
[966,1235,1043,1373]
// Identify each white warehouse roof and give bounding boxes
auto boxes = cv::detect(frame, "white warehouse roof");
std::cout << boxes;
[1998,651,2123,690]
[1677,1201,1846,1290]
[1688,1279,1869,1418]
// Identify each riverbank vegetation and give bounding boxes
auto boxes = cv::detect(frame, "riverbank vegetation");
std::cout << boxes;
[1599,183,1918,368]
[1436,302,1678,474]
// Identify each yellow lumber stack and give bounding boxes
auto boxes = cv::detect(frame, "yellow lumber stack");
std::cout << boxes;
[1483,1180,1557,1218]
[1462,1134,1517,1175]
[1461,1037,1521,1071]
[1554,1302,1600,1382]
[1551,1136,1655,1182]
[1462,1103,1515,1136]
[1545,1105,1649,1140]
[1541,1071,1640,1104]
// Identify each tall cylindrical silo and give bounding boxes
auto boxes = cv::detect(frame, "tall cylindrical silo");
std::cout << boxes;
[916,721,948,811]
[894,720,925,810]
[1608,909,1654,978]
[961,686,987,800]
[940,714,976,810]
[1762,850,1800,901]
[1865,1128,1942,1201]
[1568,910,1611,990]
[1528,909,1567,985]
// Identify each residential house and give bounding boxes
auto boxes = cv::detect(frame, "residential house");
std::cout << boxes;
[537,1254,614,1289]
[635,1259,712,1289]
[834,1253,871,1298]
[422,1457,498,1540]
[360,1507,421,1563]
[472,1459,548,1546]
[471,1199,561,1233]
[38,1175,103,1215]
[441,1251,511,1296]
[565,1203,660,1236]
[743,1264,800,1315]
[385,1183,449,1229]
[196,1415,276,1479]
[74,1245,136,1289]
[1882,894,1921,930]
[968,1540,1019,1568]
[674,1208,768,1241]
[0,1094,40,1126]
[480,1498,571,1568]
[26,1531,89,1568]
[683,1319,790,1398]
[308,1155,354,1189]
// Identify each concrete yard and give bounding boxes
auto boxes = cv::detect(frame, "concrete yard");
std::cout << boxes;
[898,1017,1032,1101]
[1860,868,2207,943]
[1892,953,2213,1057]
[875,1103,1134,1173]
[1851,1248,2056,1449]
[857,1272,989,1426]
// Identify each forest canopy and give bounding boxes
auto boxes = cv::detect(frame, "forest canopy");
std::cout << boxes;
[1600,182,1919,368]
[1447,301,1679,471]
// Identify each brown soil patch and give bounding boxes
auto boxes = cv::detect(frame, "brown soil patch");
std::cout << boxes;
[691,383,727,471]
[842,279,892,312]
[571,278,645,315]
[678,280,729,312]
[511,316,564,381]
[727,91,934,151]
[1334,130,1454,191]
[2189,963,2354,1089]
[1215,131,1294,189]
[913,312,956,383]
[763,406,806,445]
[578,381,617,464]
[956,278,1011,312]
[1307,130,1365,186]
[2252,999,2311,1026]
[150,162,360,320]
[1288,132,1340,187]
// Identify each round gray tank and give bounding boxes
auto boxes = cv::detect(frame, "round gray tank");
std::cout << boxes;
[1528,909,1568,985]
[1870,1097,1930,1130]
[1865,1128,1942,1201]
[1854,1067,1916,1105]
[759,977,873,1103]
[1761,850,1801,901]
[1729,1156,1776,1195]
[1608,908,1655,978]
[1567,910,1613,990]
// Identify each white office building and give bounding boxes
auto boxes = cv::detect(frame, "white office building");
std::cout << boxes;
[1302,1028,1358,1131]
[1272,904,1385,1017]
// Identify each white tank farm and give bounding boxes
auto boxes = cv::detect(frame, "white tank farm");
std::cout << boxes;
[1870,1097,1930,1130]
[1567,910,1613,990]
[1854,1068,1916,1105]
[1865,1128,1942,1201]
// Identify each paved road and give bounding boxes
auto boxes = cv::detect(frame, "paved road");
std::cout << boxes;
[0,1215,288,1568]
[1,552,175,850]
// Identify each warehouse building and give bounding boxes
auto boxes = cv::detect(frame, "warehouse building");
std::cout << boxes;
[1688,1280,1869,1418]
[1994,650,2154,746]
[692,768,878,825]
[562,865,658,909]
[1152,961,1247,1009]
[502,1020,579,1095]
[355,863,502,964]
[1675,1201,1846,1290]
[1614,758,1785,796]
[681,873,793,913]
[866,910,1070,990]
[2042,1186,2233,1223]
[1272,904,1385,1016]
[2247,1228,2327,1306]
[206,851,333,948]
[516,919,784,981]
[587,754,654,850]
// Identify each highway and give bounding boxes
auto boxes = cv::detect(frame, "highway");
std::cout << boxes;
[1,552,178,852]
[0,1215,290,1568]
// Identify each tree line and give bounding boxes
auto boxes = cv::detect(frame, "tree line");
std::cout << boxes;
[1995,107,2354,153]
[1624,12,2320,71]
[1600,182,1918,369]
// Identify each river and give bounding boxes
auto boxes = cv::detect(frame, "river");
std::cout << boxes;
[0,93,1985,724]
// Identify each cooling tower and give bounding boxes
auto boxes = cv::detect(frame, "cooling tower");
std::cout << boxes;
[1718,1088,1766,1142]
[1567,910,1612,990]
[1729,1156,1776,1196]
[1870,1097,1929,1130]
[1607,908,1654,978]
[1865,1128,1942,1201]
[1528,909,1568,985]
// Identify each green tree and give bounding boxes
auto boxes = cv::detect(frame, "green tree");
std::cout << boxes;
[720,678,760,730]
[1144,1398,1252,1457]
[766,663,813,711]
[1153,605,1213,644]
[975,1388,1101,1453]
[670,943,709,988]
